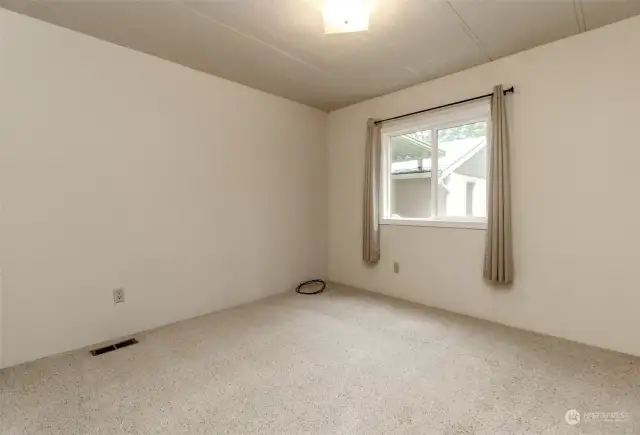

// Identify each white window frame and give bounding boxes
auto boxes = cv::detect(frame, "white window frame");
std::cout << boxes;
[380,100,490,230]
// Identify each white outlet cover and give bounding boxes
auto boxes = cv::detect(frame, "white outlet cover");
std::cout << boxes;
[113,288,125,303]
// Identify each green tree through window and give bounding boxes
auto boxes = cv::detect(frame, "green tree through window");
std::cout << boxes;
[405,122,486,145]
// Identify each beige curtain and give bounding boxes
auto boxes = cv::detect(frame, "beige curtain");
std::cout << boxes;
[484,85,514,284]
[363,118,381,264]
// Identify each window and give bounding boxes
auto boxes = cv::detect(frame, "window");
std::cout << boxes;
[380,101,489,229]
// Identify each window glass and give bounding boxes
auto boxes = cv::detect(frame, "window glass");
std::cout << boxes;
[381,103,489,227]
[436,122,487,218]
[389,130,432,219]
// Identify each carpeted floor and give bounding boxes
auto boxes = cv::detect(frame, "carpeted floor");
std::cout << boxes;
[1,285,639,435]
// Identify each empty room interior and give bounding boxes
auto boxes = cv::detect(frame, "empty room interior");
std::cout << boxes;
[1,0,640,433]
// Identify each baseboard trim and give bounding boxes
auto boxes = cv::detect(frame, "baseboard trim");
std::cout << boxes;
[327,280,640,359]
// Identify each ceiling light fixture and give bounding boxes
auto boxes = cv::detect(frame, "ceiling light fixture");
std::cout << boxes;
[323,0,374,34]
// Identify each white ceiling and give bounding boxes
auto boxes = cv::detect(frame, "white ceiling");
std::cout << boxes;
[2,0,640,111]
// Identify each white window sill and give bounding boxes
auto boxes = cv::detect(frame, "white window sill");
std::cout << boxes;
[379,217,487,230]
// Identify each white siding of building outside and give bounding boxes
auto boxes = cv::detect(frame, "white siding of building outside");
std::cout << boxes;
[392,174,486,218]
[392,177,431,218]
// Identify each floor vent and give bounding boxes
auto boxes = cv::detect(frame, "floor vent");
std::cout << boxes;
[90,338,139,356]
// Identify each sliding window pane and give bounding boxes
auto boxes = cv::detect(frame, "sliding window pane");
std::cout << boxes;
[436,122,487,218]
[389,130,433,219]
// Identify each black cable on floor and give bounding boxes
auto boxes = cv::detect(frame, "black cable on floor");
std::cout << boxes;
[295,279,326,295]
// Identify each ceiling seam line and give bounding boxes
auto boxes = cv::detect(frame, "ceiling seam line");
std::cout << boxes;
[168,0,331,76]
[444,1,492,62]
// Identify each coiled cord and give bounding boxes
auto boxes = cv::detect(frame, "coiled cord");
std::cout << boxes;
[295,279,326,295]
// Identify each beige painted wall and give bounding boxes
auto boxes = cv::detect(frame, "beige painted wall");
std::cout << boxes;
[0,9,327,368]
[328,15,640,356]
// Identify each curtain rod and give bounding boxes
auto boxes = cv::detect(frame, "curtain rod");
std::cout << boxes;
[374,86,514,125]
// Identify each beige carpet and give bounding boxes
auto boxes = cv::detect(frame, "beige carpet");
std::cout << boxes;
[1,285,638,435]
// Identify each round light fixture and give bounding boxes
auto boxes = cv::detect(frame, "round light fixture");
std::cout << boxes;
[323,0,374,34]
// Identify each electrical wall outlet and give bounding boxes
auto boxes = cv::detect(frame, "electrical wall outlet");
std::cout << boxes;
[393,262,400,274]
[113,288,125,304]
